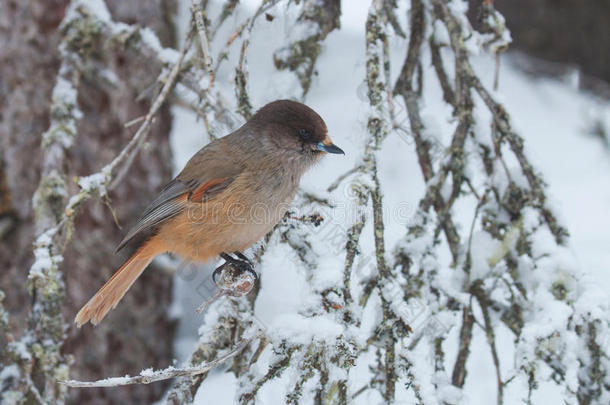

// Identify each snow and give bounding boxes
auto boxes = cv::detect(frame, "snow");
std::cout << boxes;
[140,27,181,64]
[158,0,610,403]
[267,313,345,345]
[82,0,112,22]
[279,1,322,44]
[62,0,112,26]
[52,76,78,111]
[433,371,464,403]
[469,219,521,279]
[193,370,237,404]
[42,73,82,149]
[0,365,20,381]
[77,170,109,196]
[29,231,62,279]
[63,0,179,68]
[7,340,32,362]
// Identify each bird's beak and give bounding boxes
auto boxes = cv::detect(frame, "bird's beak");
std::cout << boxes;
[316,141,345,155]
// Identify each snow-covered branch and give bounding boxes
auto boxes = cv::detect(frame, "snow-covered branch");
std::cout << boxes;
[62,335,258,388]
[273,0,341,97]
[61,0,195,216]
[4,58,80,405]
[4,1,609,404]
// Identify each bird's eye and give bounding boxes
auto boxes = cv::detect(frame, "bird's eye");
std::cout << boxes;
[299,128,312,141]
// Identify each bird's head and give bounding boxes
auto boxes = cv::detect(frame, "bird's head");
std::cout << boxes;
[248,100,344,162]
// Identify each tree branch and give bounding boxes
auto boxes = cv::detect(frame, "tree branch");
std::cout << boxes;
[63,335,257,388]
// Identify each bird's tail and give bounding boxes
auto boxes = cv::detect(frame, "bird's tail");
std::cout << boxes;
[74,237,164,327]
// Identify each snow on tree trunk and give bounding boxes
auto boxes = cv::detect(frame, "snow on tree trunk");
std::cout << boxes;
[0,0,177,403]
[1,1,609,405]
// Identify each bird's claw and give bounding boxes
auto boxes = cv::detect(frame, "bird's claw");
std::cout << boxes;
[212,252,257,296]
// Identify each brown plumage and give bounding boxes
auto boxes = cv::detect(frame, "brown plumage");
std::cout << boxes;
[75,100,344,327]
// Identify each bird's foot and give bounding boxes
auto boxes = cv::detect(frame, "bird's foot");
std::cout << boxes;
[232,251,253,265]
[213,252,257,296]
[196,252,257,314]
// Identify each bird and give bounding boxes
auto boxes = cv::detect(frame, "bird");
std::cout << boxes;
[74,99,344,327]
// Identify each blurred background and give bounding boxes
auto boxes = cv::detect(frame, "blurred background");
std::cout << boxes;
[1,0,609,404]
[492,0,610,96]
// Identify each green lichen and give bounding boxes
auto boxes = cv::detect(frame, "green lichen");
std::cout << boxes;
[60,6,104,58]
[33,173,67,224]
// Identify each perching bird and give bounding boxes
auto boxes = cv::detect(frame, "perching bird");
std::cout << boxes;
[75,100,344,326]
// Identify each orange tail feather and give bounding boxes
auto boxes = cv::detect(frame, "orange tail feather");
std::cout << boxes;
[75,237,164,327]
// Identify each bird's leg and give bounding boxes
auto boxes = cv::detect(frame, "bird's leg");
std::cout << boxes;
[219,252,241,266]
[198,253,258,313]
[219,252,253,268]
[233,251,253,266]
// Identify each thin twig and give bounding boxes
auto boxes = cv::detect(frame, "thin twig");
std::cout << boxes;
[326,165,363,193]
[108,31,194,191]
[451,306,474,387]
[61,335,258,388]
[196,290,225,314]
[472,283,504,405]
[191,0,214,81]
[124,115,146,128]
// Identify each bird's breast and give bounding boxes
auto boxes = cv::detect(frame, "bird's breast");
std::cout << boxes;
[160,167,300,261]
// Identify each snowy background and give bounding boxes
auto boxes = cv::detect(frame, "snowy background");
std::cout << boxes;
[158,0,610,404]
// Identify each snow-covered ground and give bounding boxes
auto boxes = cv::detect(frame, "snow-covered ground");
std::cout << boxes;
[164,1,610,403]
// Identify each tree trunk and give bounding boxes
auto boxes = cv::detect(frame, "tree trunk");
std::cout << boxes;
[0,1,177,404]
[2,1,609,404]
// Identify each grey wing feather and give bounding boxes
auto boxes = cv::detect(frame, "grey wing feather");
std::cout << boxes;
[140,179,197,218]
[114,179,193,253]
[114,135,246,253]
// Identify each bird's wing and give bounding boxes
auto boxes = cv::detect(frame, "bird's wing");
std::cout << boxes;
[115,137,245,253]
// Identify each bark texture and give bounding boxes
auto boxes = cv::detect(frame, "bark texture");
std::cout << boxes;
[0,1,177,404]
[2,1,610,404]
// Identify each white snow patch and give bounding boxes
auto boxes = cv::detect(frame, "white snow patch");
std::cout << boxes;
[267,313,345,345]
[140,27,181,64]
